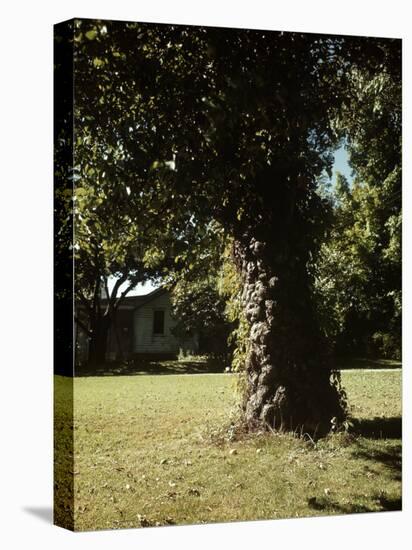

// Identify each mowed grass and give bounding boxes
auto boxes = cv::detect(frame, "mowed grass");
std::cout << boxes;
[54,367,401,531]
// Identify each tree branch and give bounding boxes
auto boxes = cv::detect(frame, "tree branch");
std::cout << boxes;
[104,273,128,316]
[113,280,140,311]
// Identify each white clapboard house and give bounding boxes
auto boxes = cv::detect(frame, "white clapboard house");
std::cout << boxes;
[76,287,199,363]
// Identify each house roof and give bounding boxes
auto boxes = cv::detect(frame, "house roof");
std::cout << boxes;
[119,286,167,310]
[97,286,168,310]
[76,286,169,312]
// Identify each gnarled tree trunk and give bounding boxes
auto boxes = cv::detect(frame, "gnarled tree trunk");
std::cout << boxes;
[233,225,346,436]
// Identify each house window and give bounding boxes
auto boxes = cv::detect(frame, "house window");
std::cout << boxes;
[153,310,165,335]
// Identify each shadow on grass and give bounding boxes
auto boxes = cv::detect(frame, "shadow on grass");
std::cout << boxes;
[349,417,402,439]
[75,358,227,377]
[351,438,402,481]
[307,496,401,514]
[377,495,402,511]
[336,356,401,370]
[308,432,402,515]
[308,496,376,514]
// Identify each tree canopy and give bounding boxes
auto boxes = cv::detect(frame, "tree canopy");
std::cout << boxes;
[60,19,401,433]
[314,38,401,359]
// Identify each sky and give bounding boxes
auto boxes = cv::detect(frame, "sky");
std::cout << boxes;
[107,277,159,296]
[331,143,353,184]
[109,146,352,297]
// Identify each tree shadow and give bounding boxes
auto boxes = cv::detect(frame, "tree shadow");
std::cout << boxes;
[308,496,376,514]
[349,417,402,439]
[75,357,227,377]
[351,439,402,481]
[307,496,401,514]
[347,417,402,482]
[377,495,402,511]
[337,356,401,370]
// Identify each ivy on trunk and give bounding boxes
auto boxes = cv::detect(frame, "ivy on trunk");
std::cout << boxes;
[234,233,346,434]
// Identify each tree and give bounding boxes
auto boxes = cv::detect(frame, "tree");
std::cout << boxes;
[72,141,162,365]
[315,168,401,359]
[168,222,234,362]
[72,147,208,365]
[342,39,401,359]
[73,181,148,365]
[72,22,219,365]
[314,38,401,359]
[70,19,400,433]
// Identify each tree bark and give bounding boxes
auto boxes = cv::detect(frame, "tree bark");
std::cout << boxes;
[233,227,346,436]
[88,314,110,366]
[80,276,139,367]
[113,317,124,361]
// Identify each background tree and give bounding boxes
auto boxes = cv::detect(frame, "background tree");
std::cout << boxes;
[315,38,401,360]
[315,170,401,360]
[169,222,234,362]
[73,128,197,365]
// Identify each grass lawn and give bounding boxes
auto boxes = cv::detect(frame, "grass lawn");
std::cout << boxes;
[54,365,401,531]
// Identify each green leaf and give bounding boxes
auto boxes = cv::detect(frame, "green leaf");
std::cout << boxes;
[85,29,98,41]
[93,57,104,68]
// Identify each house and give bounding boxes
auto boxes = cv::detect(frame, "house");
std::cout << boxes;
[76,287,199,363]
